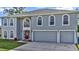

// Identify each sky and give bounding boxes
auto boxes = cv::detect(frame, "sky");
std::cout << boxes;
[0,7,74,12]
[0,7,76,14]
[0,7,78,16]
[0,7,78,26]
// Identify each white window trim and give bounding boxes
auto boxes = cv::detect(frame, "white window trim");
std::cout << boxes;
[9,18,14,27]
[36,16,43,26]
[62,14,70,26]
[48,15,56,26]
[22,17,31,40]
[3,30,8,39]
[23,17,31,28]
[3,18,8,27]
[9,30,14,39]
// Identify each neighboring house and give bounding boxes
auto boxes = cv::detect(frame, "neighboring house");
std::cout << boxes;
[0,9,78,44]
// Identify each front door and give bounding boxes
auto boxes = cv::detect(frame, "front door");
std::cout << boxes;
[24,30,29,40]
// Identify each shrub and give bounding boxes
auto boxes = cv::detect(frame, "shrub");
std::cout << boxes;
[77,25,79,32]
[14,37,17,41]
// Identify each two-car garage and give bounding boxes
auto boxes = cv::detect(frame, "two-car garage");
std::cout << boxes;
[32,30,77,44]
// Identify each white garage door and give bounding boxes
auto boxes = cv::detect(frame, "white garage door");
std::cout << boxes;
[33,31,57,42]
[60,31,74,43]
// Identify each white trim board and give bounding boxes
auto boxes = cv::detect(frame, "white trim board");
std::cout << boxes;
[9,18,15,27]
[32,31,34,41]
[2,29,8,39]
[62,14,70,26]
[33,30,58,31]
[9,30,15,39]
[36,16,43,27]
[48,15,56,26]
[74,31,77,44]
[32,30,75,32]
[23,17,31,29]
[3,18,8,27]
[22,17,31,40]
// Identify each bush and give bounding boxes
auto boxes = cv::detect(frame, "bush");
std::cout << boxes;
[14,37,17,41]
[77,25,79,32]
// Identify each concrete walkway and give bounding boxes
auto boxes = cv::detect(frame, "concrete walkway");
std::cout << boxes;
[11,42,78,51]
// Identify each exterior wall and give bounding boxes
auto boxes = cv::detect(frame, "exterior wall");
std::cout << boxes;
[1,17,17,39]
[0,12,77,44]
[16,18,23,40]
[31,13,77,44]
[31,14,77,30]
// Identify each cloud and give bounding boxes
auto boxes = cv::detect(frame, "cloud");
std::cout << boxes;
[0,8,4,12]
[55,7,73,10]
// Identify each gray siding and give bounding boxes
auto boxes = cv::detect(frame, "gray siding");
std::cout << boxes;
[16,18,23,40]
[31,14,77,30]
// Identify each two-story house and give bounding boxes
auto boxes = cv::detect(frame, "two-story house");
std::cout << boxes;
[0,9,78,44]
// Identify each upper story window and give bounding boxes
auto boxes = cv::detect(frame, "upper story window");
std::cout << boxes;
[62,14,70,26]
[4,31,7,38]
[49,15,55,26]
[10,19,14,26]
[24,19,30,27]
[37,16,43,26]
[3,19,7,26]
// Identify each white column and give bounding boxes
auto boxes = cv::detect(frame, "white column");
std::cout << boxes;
[15,18,17,39]
[74,31,77,44]
[32,31,33,41]
[57,31,60,43]
[2,29,4,39]
[22,30,24,40]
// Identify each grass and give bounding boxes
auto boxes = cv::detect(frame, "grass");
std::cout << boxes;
[0,39,25,51]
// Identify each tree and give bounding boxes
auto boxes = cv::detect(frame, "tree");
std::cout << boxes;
[73,7,79,10]
[3,7,26,15]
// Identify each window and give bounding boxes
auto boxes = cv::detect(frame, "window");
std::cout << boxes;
[3,19,7,26]
[24,19,30,27]
[62,14,70,26]
[10,31,14,38]
[4,31,7,38]
[37,16,43,26]
[10,19,14,26]
[49,16,55,26]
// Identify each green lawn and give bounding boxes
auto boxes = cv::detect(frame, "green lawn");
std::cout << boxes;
[0,39,25,51]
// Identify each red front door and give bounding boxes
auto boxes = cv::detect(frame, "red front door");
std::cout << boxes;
[24,31,29,40]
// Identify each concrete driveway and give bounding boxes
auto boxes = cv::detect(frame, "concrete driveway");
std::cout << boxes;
[12,42,78,51]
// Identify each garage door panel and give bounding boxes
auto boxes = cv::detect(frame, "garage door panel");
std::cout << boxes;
[60,31,74,43]
[34,31,57,42]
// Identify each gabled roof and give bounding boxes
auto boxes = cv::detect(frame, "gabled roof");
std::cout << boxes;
[29,9,74,13]
[0,9,79,18]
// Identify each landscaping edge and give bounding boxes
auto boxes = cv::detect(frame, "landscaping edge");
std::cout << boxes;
[75,44,79,50]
